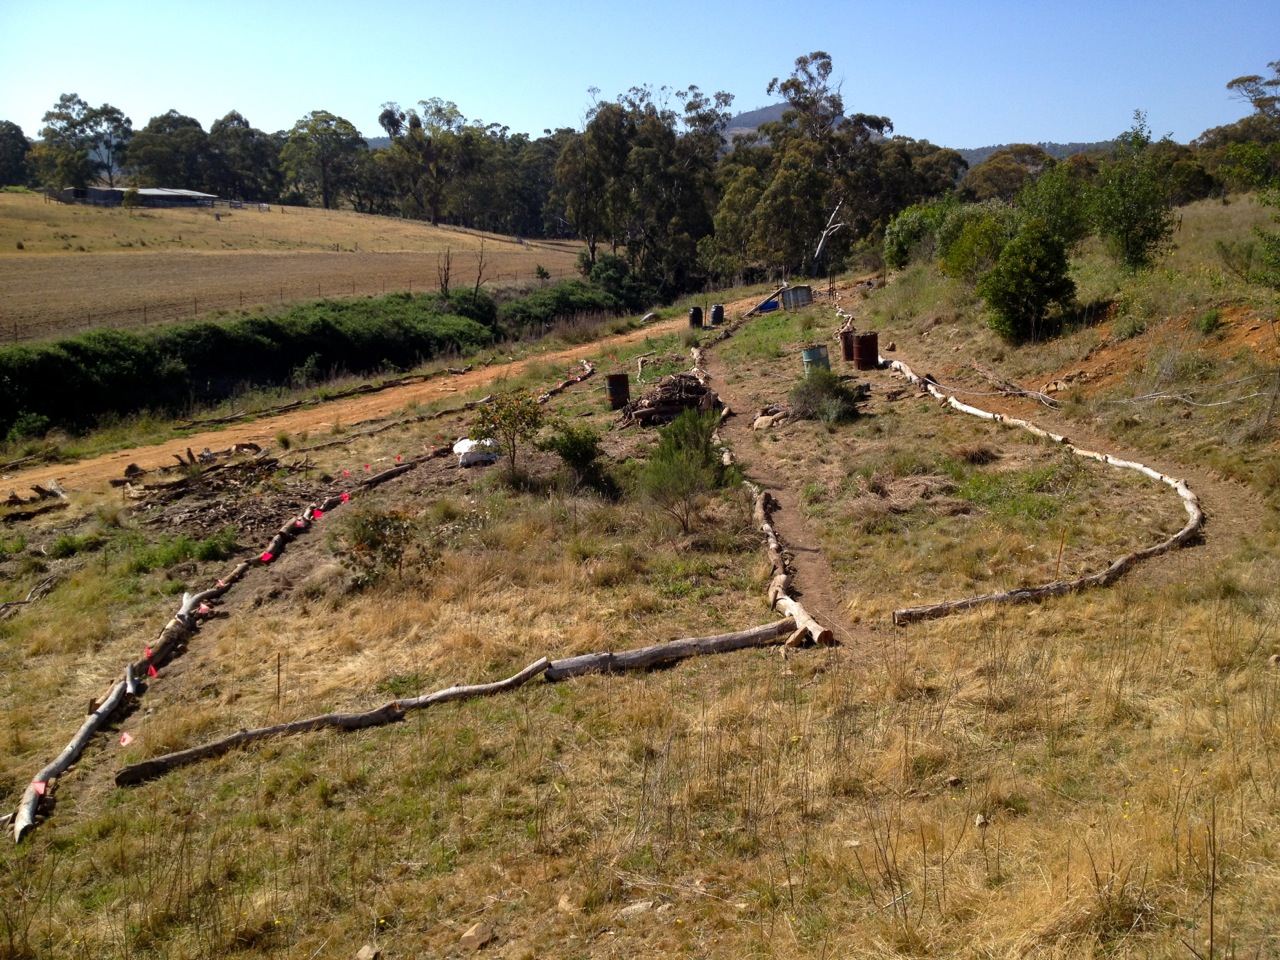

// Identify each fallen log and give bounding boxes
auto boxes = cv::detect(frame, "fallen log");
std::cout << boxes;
[118,658,553,785]
[544,621,796,680]
[397,657,551,708]
[887,355,1205,626]
[115,702,407,786]
[536,360,595,403]
[751,489,835,645]
[14,675,130,841]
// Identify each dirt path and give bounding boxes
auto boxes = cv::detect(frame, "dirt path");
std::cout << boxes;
[1,315,695,495]
[708,347,877,653]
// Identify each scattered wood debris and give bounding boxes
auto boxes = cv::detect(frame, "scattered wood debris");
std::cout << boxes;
[617,373,720,427]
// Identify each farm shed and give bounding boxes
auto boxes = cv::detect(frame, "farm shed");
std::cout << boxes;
[60,186,219,208]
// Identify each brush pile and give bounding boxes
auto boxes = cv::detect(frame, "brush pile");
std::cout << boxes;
[617,373,720,427]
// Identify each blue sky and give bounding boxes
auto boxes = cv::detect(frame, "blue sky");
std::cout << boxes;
[1,0,1275,149]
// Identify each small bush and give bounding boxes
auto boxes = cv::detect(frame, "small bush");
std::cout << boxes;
[48,532,106,559]
[470,391,544,480]
[538,421,605,487]
[1195,308,1223,336]
[341,509,414,586]
[636,408,726,534]
[125,526,238,574]
[5,411,50,443]
[1113,315,1147,341]
[788,367,861,425]
[977,218,1075,343]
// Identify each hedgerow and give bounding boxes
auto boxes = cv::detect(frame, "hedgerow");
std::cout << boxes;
[0,294,495,437]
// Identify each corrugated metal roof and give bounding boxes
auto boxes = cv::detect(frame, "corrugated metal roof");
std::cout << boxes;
[133,188,218,199]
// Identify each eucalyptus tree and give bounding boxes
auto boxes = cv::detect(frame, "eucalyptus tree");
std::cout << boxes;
[280,110,366,208]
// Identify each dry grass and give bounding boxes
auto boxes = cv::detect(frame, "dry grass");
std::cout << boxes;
[0,191,578,258]
[0,192,581,339]
[1,204,1279,958]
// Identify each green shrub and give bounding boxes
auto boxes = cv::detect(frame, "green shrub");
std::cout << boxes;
[4,411,50,443]
[940,212,1018,286]
[883,200,953,269]
[125,526,238,574]
[977,218,1075,343]
[496,279,621,335]
[341,509,414,585]
[48,532,105,559]
[0,296,494,438]
[636,408,726,533]
[470,391,544,480]
[1113,315,1147,341]
[538,421,605,486]
[1195,308,1223,336]
[788,367,861,425]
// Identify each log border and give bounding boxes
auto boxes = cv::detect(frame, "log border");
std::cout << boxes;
[884,356,1205,625]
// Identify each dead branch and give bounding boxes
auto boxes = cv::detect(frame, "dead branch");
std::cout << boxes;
[0,576,57,621]
[536,360,595,403]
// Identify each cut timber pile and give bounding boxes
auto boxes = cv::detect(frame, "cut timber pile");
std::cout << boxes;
[618,373,719,427]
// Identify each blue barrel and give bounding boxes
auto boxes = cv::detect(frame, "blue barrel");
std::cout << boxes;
[710,303,725,325]
[801,344,830,376]
[689,306,703,328]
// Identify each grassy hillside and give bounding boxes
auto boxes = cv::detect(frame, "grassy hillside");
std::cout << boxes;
[0,196,1277,958]
[0,191,581,341]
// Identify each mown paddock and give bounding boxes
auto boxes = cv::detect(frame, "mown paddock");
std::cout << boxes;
[0,194,582,342]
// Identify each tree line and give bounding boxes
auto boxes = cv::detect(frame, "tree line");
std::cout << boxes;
[883,54,1280,343]
[2,53,1277,304]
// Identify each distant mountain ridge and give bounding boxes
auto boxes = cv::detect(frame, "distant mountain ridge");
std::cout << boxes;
[362,105,1117,166]
[955,141,1117,166]
[724,105,1116,164]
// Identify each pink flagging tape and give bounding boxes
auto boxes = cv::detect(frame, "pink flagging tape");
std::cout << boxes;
[313,510,324,519]
[147,664,158,678]
[119,732,133,746]
[32,781,46,796]
[340,492,350,503]
[197,603,211,615]
[260,552,274,563]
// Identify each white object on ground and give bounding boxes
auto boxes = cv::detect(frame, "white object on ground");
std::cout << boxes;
[453,437,501,467]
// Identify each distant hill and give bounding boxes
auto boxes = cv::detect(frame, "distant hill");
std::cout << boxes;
[725,103,788,139]
[724,106,1117,164]
[956,141,1116,167]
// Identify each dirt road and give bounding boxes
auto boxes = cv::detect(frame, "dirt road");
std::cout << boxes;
[2,314,700,494]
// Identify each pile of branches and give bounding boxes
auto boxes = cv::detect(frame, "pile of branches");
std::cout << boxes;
[618,374,720,427]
